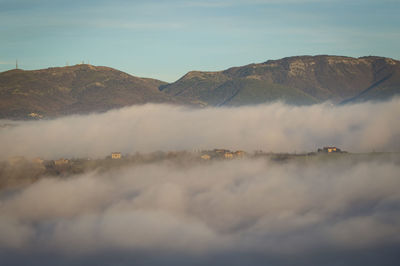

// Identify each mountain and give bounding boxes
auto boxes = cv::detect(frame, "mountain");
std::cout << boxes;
[0,64,180,119]
[2,56,400,120]
[160,55,400,106]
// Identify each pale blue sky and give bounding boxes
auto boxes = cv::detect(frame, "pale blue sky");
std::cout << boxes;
[1,0,399,81]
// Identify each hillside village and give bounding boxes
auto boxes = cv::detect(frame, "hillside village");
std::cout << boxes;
[0,146,357,190]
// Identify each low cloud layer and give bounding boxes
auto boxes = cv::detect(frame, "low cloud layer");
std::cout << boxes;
[1,98,400,160]
[0,157,400,265]
[1,100,400,265]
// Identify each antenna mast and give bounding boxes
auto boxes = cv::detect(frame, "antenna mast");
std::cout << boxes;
[16,59,18,69]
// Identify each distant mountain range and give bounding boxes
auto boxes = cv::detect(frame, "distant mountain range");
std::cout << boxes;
[1,55,399,119]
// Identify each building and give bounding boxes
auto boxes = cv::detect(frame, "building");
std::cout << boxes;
[200,154,211,160]
[111,152,122,159]
[318,146,342,153]
[224,152,234,159]
[54,158,69,165]
[234,150,246,158]
[28,112,43,119]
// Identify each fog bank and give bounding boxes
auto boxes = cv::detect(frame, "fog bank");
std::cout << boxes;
[0,99,399,159]
[0,157,400,265]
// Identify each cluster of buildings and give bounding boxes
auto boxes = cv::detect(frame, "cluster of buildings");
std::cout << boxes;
[6,146,345,170]
[317,146,343,153]
[110,150,246,161]
[200,149,246,160]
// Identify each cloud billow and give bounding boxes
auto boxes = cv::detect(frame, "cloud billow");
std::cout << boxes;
[1,99,400,265]
[0,156,400,265]
[0,98,399,160]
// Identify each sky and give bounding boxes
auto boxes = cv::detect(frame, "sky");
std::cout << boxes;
[0,0,400,82]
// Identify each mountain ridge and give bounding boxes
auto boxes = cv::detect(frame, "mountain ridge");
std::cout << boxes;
[1,55,400,119]
[160,55,400,106]
[0,64,183,119]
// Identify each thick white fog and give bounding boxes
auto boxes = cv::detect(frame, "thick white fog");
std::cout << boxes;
[0,98,400,160]
[1,99,400,265]
[0,157,400,265]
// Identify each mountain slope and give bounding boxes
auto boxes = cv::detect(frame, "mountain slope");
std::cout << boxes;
[160,55,400,106]
[341,56,400,103]
[2,56,400,120]
[0,64,179,119]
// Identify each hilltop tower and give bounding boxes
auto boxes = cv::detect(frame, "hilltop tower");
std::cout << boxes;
[15,59,18,69]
